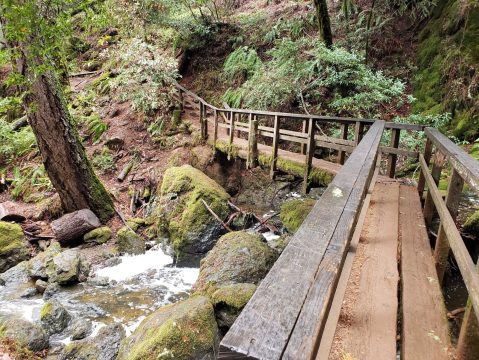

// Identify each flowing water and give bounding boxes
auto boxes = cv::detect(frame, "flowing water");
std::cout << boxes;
[0,245,199,344]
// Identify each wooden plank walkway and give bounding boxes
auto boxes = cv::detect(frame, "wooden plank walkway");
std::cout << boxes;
[329,181,400,360]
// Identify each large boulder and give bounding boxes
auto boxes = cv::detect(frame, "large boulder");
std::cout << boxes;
[194,231,277,294]
[83,226,112,245]
[45,248,87,285]
[211,283,257,331]
[0,221,29,273]
[116,226,145,255]
[60,323,125,360]
[280,198,316,233]
[0,317,49,352]
[28,242,61,280]
[156,165,231,257]
[0,260,30,286]
[40,299,71,335]
[117,296,218,360]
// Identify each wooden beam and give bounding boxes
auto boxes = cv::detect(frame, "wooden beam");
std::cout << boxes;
[229,111,234,145]
[426,127,479,195]
[434,169,464,283]
[418,138,433,198]
[303,119,315,194]
[423,152,445,227]
[270,115,280,179]
[419,154,479,326]
[219,121,384,360]
[213,109,218,154]
[301,119,308,155]
[354,121,364,146]
[387,128,400,178]
[337,124,348,165]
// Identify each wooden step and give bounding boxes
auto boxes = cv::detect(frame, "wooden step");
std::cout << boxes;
[328,182,400,360]
[399,185,452,360]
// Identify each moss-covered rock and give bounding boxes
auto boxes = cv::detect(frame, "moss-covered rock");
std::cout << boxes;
[117,226,145,255]
[45,248,85,285]
[211,283,256,330]
[194,231,277,294]
[40,299,71,335]
[463,210,479,235]
[1,317,49,351]
[157,165,231,258]
[125,218,146,231]
[83,226,112,245]
[60,323,125,360]
[117,296,218,360]
[413,0,479,141]
[280,199,316,233]
[28,242,61,280]
[0,221,29,273]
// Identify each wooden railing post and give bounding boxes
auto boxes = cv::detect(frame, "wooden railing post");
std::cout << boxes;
[247,113,258,169]
[199,102,205,140]
[418,138,433,197]
[301,119,308,155]
[337,123,348,165]
[354,121,364,146]
[302,118,315,194]
[387,128,400,178]
[270,115,280,179]
[457,287,479,360]
[212,109,218,154]
[203,105,208,139]
[229,111,234,145]
[423,152,446,227]
[434,169,464,283]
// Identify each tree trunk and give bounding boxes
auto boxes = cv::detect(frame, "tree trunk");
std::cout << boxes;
[15,55,115,222]
[313,0,333,48]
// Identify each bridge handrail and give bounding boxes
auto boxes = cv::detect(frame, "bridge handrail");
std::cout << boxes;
[418,127,479,355]
[174,81,425,131]
[219,120,385,359]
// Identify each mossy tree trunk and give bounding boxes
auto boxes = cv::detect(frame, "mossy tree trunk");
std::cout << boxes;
[313,0,333,48]
[22,62,114,222]
[1,10,115,222]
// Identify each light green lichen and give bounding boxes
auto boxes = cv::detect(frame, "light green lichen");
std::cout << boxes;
[0,221,26,255]
[280,199,316,233]
[83,226,112,244]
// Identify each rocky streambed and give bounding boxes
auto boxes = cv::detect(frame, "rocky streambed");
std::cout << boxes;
[0,164,325,359]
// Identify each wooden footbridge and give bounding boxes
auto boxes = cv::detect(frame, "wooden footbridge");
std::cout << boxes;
[175,84,479,360]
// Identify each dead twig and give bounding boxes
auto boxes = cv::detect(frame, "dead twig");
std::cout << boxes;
[202,199,232,232]
[254,212,280,230]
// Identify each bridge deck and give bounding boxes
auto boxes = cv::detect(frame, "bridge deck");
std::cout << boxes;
[326,183,451,359]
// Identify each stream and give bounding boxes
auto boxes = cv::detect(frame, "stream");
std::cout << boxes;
[0,245,199,346]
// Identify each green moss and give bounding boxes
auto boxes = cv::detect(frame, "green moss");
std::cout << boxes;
[463,210,479,235]
[194,231,277,293]
[158,165,230,256]
[126,218,146,231]
[413,0,479,141]
[213,139,239,159]
[280,199,316,233]
[83,226,112,244]
[118,296,218,360]
[0,221,25,254]
[117,226,145,255]
[40,302,53,320]
[211,283,256,310]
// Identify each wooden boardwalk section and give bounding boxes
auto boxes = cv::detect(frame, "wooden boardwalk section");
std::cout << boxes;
[175,84,479,360]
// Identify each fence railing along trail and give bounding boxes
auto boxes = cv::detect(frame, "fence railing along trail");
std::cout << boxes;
[174,82,479,360]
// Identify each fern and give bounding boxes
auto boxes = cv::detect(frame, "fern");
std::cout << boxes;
[223,46,262,83]
[87,114,108,143]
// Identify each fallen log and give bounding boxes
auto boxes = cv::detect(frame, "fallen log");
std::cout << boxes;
[12,116,28,131]
[0,201,26,222]
[117,160,135,182]
[51,209,101,245]
[202,199,232,232]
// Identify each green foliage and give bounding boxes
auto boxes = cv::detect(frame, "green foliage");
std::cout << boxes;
[223,46,262,83]
[0,96,22,117]
[111,38,179,115]
[86,114,108,143]
[10,165,52,202]
[0,119,36,165]
[92,148,116,174]
[147,119,166,137]
[223,38,406,116]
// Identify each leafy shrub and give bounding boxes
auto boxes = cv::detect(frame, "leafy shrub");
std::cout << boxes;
[223,46,262,83]
[92,148,116,174]
[10,165,52,202]
[0,119,37,165]
[223,38,406,117]
[111,38,179,115]
[86,114,108,143]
